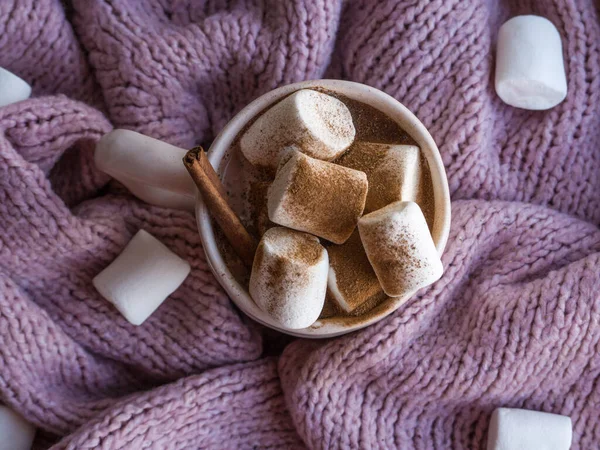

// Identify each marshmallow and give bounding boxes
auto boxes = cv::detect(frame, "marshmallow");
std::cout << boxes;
[95,129,197,210]
[487,408,572,450]
[0,405,35,450]
[327,231,384,314]
[240,89,356,169]
[337,142,421,213]
[358,201,442,297]
[495,15,567,110]
[268,149,368,244]
[93,230,191,325]
[0,68,31,108]
[249,227,328,329]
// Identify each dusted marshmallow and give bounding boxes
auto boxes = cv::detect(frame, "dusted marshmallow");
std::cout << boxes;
[327,231,384,313]
[249,227,328,329]
[93,230,191,325]
[0,405,35,450]
[337,142,421,212]
[358,201,442,297]
[487,408,572,450]
[495,15,567,110]
[240,89,355,169]
[95,129,196,211]
[268,149,368,244]
[0,67,31,108]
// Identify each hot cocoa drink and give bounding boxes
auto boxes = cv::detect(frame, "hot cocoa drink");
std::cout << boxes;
[214,88,440,329]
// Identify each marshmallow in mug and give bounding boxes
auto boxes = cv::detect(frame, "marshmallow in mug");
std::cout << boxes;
[487,408,572,450]
[95,129,197,211]
[240,89,356,169]
[337,142,421,213]
[495,15,567,110]
[93,230,191,325]
[0,405,36,450]
[268,149,368,244]
[0,67,31,108]
[327,230,384,314]
[358,201,443,297]
[249,227,328,329]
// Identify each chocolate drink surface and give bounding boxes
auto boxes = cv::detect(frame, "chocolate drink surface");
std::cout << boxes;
[214,89,436,320]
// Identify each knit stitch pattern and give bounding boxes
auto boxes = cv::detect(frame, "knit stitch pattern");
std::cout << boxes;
[0,0,598,449]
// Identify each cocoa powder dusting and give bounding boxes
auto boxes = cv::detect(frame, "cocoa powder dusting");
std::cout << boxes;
[286,233,324,266]
[327,231,384,314]
[417,156,435,231]
[215,226,250,286]
[319,293,340,319]
[336,141,389,171]
[249,180,275,237]
[282,154,367,244]
[323,293,398,327]
[336,142,392,214]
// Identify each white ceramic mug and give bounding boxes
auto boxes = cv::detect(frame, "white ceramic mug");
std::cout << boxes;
[196,79,451,338]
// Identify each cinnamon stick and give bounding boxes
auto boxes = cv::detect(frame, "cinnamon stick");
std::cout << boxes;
[183,147,257,267]
[193,146,228,199]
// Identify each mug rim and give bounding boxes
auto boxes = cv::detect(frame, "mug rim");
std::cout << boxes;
[196,79,451,338]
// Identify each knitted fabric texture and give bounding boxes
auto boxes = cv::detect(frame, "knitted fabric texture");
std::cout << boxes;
[0,0,599,449]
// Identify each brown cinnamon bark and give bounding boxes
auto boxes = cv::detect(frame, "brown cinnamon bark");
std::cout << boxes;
[183,147,257,267]
[193,146,228,199]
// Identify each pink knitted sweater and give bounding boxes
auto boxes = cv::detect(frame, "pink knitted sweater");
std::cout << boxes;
[0,0,599,448]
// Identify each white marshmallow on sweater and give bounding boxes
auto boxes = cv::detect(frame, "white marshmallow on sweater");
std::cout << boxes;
[95,129,196,211]
[495,15,567,110]
[358,201,442,297]
[0,68,31,108]
[0,405,35,450]
[240,89,356,169]
[487,408,572,450]
[93,230,191,325]
[249,227,328,329]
